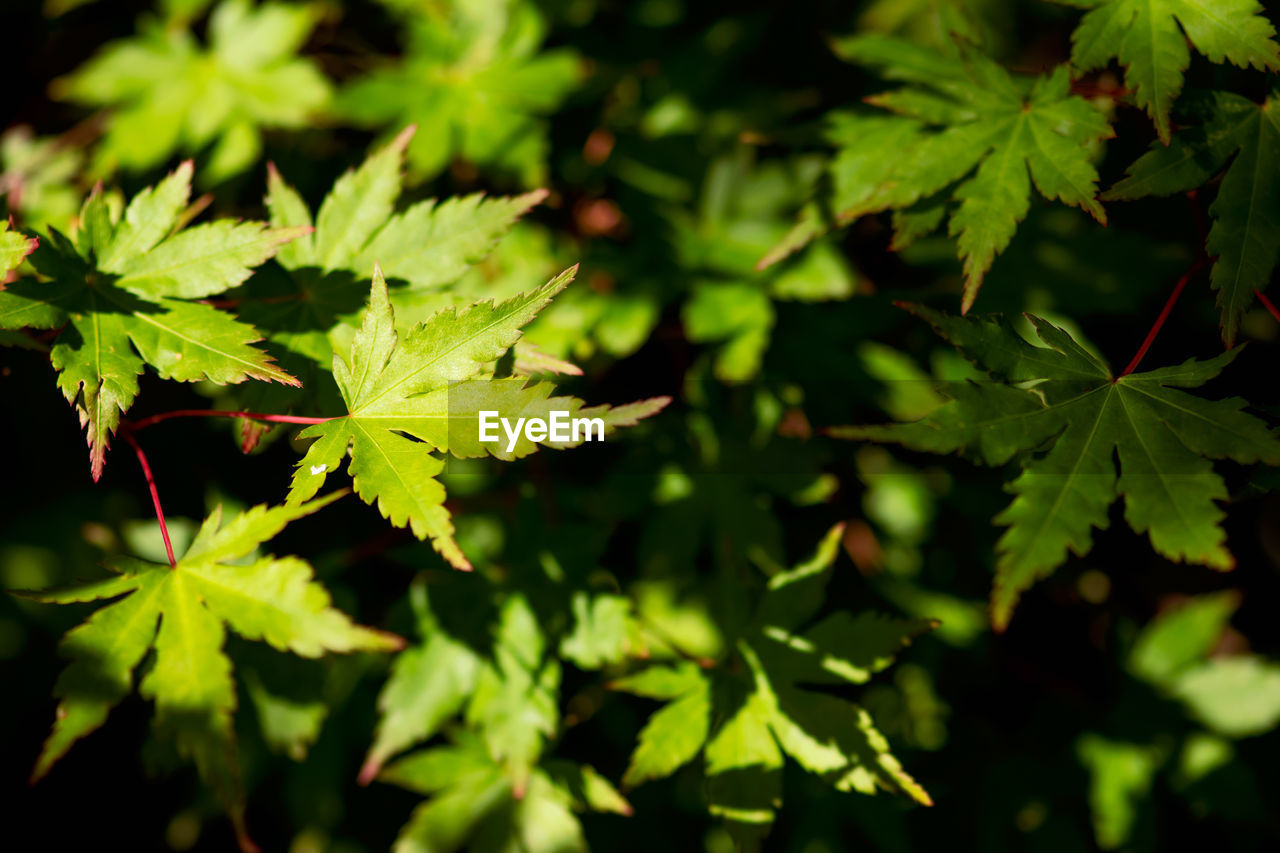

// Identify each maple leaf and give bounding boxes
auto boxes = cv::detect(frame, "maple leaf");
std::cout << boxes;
[361,574,630,850]
[0,162,304,478]
[1057,0,1280,143]
[636,389,836,590]
[0,218,38,278]
[677,150,860,383]
[1104,89,1280,345]
[1077,593,1280,850]
[1,126,85,235]
[761,35,1111,311]
[833,306,1280,629]
[286,265,669,569]
[614,526,933,846]
[18,493,400,852]
[412,219,658,366]
[360,536,643,781]
[379,734,630,853]
[56,0,331,182]
[857,0,1008,52]
[237,127,546,402]
[370,587,560,785]
[336,0,579,183]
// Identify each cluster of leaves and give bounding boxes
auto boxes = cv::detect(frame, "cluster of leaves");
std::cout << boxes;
[58,0,331,182]
[1079,592,1280,850]
[615,526,932,846]
[5,0,1280,851]
[0,162,304,478]
[24,495,397,851]
[836,305,1280,628]
[337,0,579,184]
[764,36,1112,310]
[777,0,1280,332]
[0,127,671,847]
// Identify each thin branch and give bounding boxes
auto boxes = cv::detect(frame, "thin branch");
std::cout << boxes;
[121,430,176,567]
[1120,255,1207,378]
[127,408,335,431]
[1257,289,1280,325]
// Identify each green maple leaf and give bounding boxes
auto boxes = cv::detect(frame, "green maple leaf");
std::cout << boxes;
[0,218,38,276]
[638,392,836,598]
[1076,734,1162,851]
[232,128,547,449]
[361,582,485,784]
[678,150,860,383]
[363,584,561,795]
[286,265,669,568]
[614,526,933,846]
[378,733,630,853]
[833,306,1280,629]
[236,127,546,413]
[558,591,636,670]
[762,35,1110,311]
[857,0,1010,53]
[1057,0,1280,143]
[363,563,637,851]
[336,0,579,183]
[1077,592,1277,850]
[1104,89,1280,345]
[18,493,400,851]
[362,550,642,783]
[1,126,85,234]
[57,0,331,182]
[424,220,658,366]
[265,127,549,294]
[0,162,304,478]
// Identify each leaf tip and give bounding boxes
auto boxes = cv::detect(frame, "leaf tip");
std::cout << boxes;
[377,629,408,652]
[357,757,382,787]
[989,601,1012,634]
[272,365,303,388]
[28,755,53,787]
[391,125,418,151]
[239,420,267,454]
[89,439,108,482]
[755,244,788,271]
[233,821,260,853]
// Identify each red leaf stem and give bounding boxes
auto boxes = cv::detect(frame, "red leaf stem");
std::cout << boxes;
[120,429,176,567]
[1256,289,1280,325]
[1119,256,1207,378]
[127,409,335,431]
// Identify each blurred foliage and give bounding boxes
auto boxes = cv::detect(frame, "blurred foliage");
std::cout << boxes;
[3,0,1280,852]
